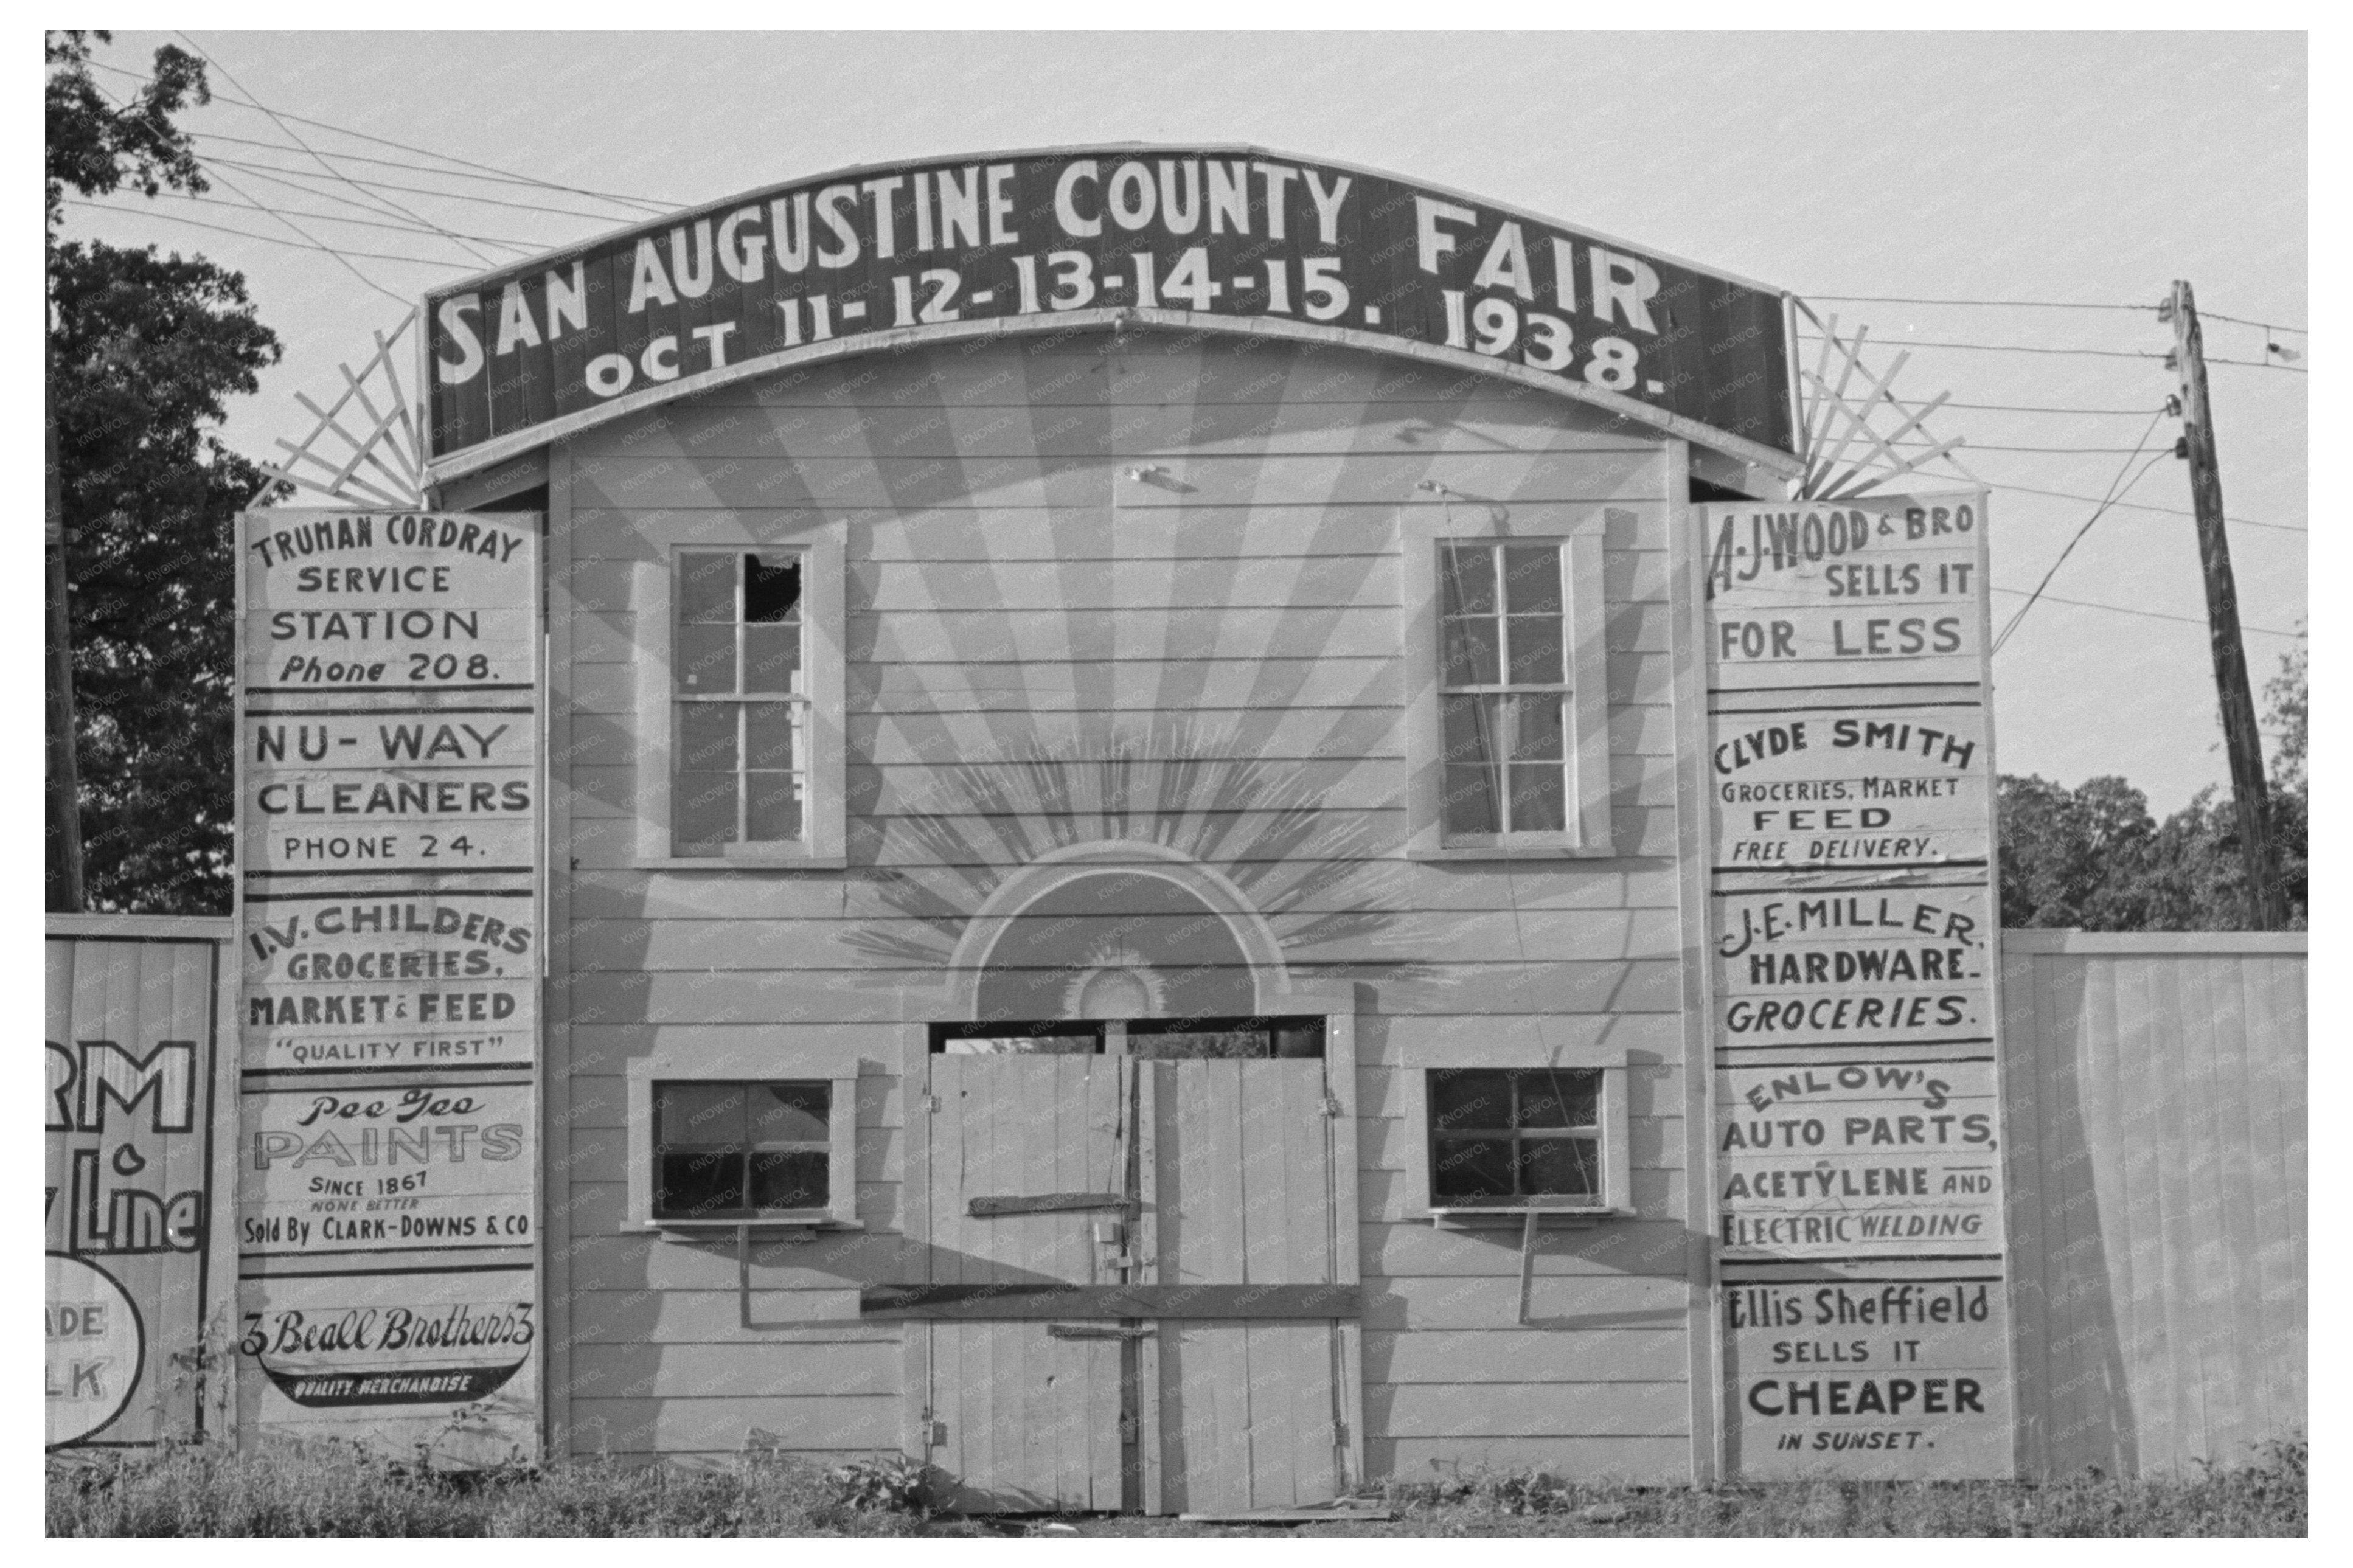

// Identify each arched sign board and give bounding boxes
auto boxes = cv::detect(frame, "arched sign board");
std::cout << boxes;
[422,145,1799,480]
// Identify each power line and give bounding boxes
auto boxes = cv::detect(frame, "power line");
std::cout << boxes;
[1796,331,2161,363]
[84,55,671,213]
[1803,294,2153,313]
[1989,585,2303,639]
[202,153,642,226]
[80,73,415,306]
[187,128,662,206]
[1984,480,2304,534]
[2201,310,2306,334]
[64,198,478,271]
[176,30,497,269]
[1938,401,2168,416]
[1993,413,2167,651]
[140,187,542,250]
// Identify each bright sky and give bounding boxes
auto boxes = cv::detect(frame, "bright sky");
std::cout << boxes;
[60,28,2308,815]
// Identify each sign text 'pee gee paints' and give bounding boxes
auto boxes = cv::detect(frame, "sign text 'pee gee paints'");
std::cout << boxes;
[422,147,1795,467]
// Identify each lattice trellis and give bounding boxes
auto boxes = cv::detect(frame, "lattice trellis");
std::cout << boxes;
[255,308,428,509]
[1790,302,1980,501]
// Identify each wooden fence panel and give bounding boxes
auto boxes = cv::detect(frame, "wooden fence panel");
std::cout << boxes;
[2001,931,2306,1478]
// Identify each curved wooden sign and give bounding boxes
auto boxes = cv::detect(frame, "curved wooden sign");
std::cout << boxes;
[422,145,1798,479]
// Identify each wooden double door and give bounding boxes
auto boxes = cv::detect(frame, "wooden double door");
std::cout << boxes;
[908,1051,1356,1514]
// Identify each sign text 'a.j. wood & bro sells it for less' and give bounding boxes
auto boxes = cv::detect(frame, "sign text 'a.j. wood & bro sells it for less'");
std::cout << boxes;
[1697,490,2011,1480]
[236,508,541,1465]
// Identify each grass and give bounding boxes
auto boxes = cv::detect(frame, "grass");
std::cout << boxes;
[47,1437,2305,1538]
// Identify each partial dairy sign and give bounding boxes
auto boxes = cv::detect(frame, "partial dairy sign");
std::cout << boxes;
[1702,497,1984,692]
[239,1080,535,1259]
[1717,1060,2006,1258]
[46,929,229,1448]
[242,890,538,1072]
[1709,704,1988,873]
[1724,1274,2012,1479]
[47,1254,145,1447]
[237,1266,537,1466]
[423,147,1796,470]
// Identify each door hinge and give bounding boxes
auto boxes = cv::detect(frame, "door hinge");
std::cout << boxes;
[919,1409,946,1447]
[924,1094,943,1113]
[1322,1093,1344,1118]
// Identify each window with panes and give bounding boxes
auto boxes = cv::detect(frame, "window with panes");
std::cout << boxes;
[1427,1067,1602,1207]
[674,550,806,853]
[1439,541,1569,836]
[652,1080,832,1219]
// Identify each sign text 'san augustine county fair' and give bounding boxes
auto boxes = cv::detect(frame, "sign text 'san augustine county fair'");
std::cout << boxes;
[423,148,1793,461]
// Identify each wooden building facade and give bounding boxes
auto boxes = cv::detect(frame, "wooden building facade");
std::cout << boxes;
[194,144,2294,1504]
[520,331,1719,1505]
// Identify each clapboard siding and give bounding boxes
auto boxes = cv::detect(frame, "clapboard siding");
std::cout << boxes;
[2001,931,2306,1479]
[551,330,1694,1480]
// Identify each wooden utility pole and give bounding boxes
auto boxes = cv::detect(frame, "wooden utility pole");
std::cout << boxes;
[2169,278,2281,929]
[46,403,86,913]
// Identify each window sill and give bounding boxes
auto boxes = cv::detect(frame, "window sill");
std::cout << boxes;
[1408,843,1619,862]
[645,1216,864,1234]
[630,854,849,871]
[1425,1207,1630,1228]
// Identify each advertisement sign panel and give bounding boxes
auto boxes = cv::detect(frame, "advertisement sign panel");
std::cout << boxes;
[1722,1274,2012,1480]
[45,926,231,1448]
[235,1266,537,1469]
[1701,497,1986,692]
[240,889,538,1072]
[235,508,542,1464]
[1715,1060,2006,1258]
[1712,884,1994,1052]
[1695,488,2009,1479]
[237,1080,537,1260]
[422,147,1796,469]
[1709,704,1989,873]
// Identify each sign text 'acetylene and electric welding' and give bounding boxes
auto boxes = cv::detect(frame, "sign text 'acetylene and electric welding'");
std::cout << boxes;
[423,148,1793,462]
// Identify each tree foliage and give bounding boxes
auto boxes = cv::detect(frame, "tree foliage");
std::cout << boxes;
[1998,646,2309,931]
[49,30,286,912]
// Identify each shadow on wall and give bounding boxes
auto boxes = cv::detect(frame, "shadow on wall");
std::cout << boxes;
[2008,956,2138,1479]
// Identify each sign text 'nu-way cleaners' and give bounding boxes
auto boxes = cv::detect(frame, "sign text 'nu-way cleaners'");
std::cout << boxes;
[235,508,541,1466]
[1696,489,2010,1481]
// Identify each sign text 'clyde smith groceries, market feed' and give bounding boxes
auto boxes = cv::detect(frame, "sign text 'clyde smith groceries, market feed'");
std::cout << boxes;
[422,148,1795,465]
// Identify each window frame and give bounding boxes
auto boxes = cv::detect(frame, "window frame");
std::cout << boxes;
[631,524,846,869]
[1402,510,1613,859]
[1425,1066,1605,1209]
[625,1058,859,1231]
[1399,1050,1633,1220]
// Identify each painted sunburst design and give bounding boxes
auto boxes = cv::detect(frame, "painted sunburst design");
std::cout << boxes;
[843,718,1416,991]
[1062,943,1166,1019]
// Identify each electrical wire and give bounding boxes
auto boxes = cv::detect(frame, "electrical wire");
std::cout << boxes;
[64,198,480,270]
[176,30,496,269]
[201,153,650,225]
[1989,586,2303,639]
[84,55,671,212]
[78,74,417,306]
[2200,310,2306,334]
[1802,294,2154,312]
[137,187,543,250]
[1993,413,2169,651]
[1796,331,2162,363]
[1981,480,2304,534]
